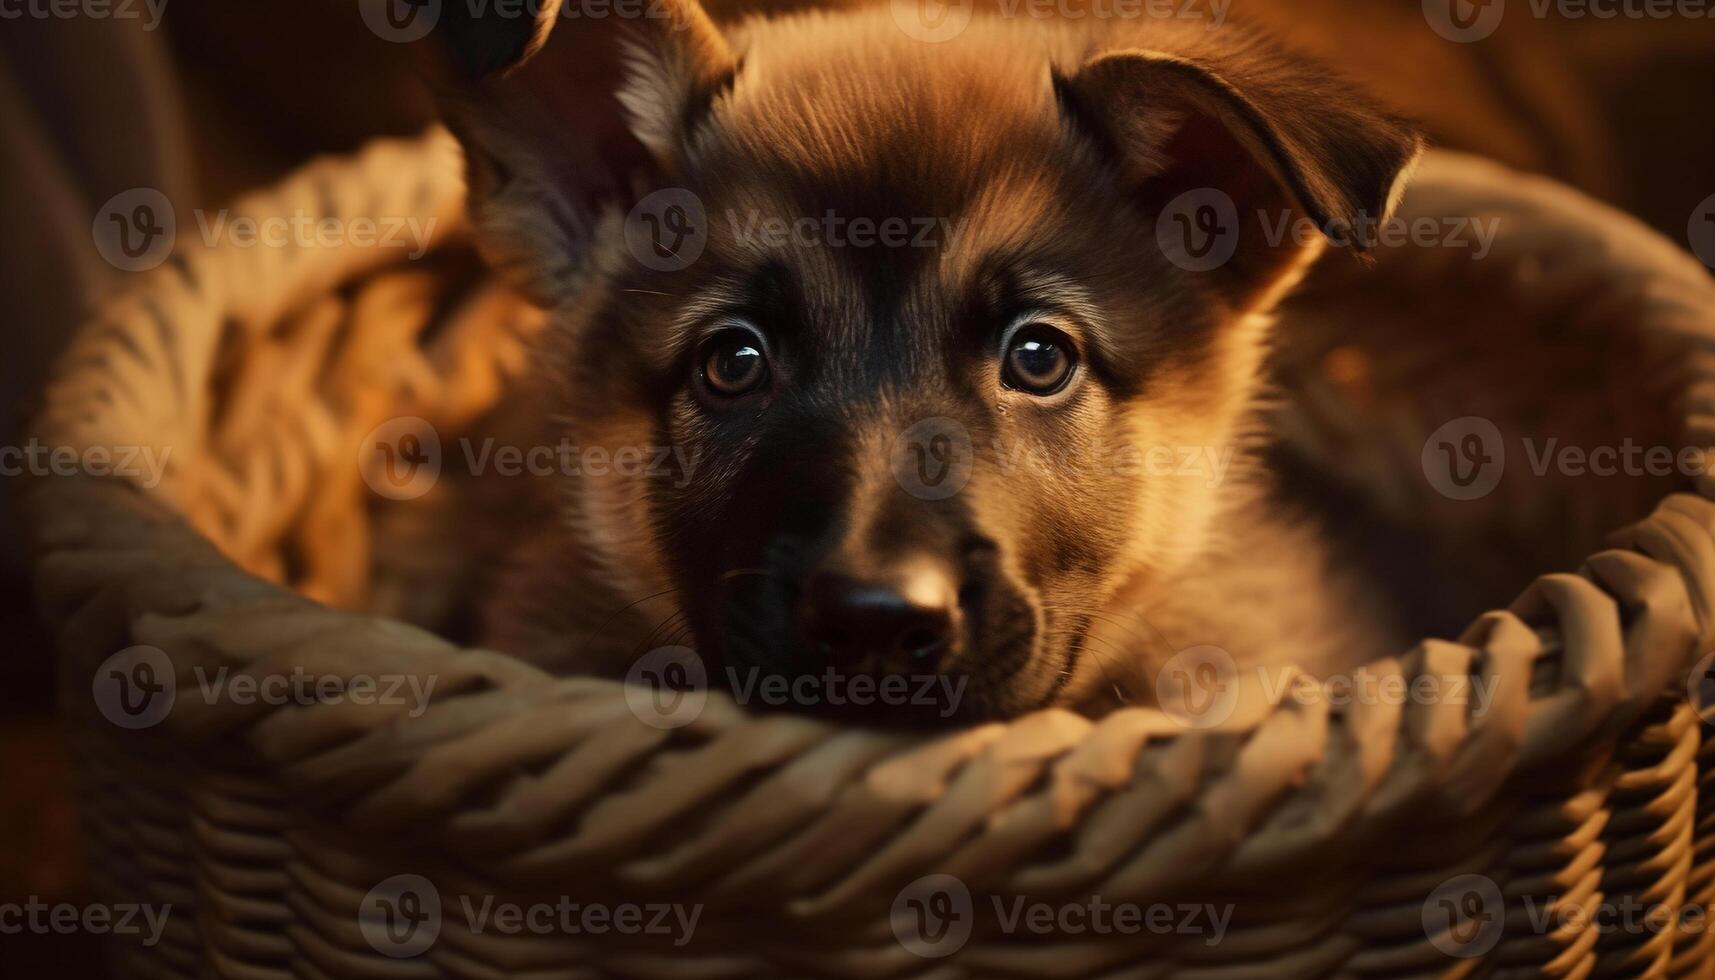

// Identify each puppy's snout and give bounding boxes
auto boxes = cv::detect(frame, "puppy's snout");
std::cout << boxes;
[802,560,959,671]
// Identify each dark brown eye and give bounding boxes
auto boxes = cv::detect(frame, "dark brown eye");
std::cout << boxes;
[699,328,769,398]
[1002,323,1076,395]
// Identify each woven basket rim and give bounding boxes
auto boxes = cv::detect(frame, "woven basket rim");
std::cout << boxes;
[23,130,1715,965]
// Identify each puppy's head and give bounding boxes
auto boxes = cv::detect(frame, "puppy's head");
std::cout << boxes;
[433,5,1421,722]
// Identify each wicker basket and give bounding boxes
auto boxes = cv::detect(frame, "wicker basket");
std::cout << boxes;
[24,128,1715,979]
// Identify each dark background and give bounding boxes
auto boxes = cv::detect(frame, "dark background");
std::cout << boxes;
[1,4,430,972]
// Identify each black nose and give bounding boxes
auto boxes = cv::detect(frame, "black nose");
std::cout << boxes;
[803,564,958,671]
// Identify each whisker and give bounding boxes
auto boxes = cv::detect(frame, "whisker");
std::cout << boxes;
[1041,627,1135,699]
[602,587,683,630]
[631,610,691,660]
[717,567,772,583]
[1056,608,1176,666]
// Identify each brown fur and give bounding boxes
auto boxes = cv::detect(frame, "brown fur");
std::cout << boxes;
[430,2,1423,722]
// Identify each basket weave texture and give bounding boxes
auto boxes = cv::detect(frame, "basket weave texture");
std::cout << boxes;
[24,129,1715,978]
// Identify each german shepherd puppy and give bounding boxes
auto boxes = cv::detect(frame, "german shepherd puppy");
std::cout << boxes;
[429,0,1423,722]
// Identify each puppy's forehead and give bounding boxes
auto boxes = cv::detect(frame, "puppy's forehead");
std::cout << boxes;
[710,16,1072,202]
[683,18,1103,339]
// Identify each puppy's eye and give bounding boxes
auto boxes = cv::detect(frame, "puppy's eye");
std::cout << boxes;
[698,327,770,398]
[1002,323,1077,395]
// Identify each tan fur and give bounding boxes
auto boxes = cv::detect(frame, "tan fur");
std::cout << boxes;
[439,2,1422,720]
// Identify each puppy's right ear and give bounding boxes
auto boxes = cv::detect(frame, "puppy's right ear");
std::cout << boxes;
[1057,33,1423,314]
[421,1,734,304]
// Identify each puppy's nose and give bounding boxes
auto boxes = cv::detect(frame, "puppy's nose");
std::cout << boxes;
[803,563,958,671]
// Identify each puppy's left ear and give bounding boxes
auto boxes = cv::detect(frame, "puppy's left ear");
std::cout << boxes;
[416,0,735,304]
[1058,37,1424,309]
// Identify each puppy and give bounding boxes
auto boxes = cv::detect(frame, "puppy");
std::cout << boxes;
[429,0,1423,723]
